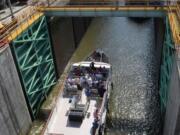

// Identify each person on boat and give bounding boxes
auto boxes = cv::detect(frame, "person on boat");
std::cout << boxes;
[91,119,99,135]
[86,75,93,87]
[90,61,95,71]
[99,66,103,72]
[76,83,82,90]
[74,66,81,76]
[94,51,101,60]
[80,76,86,87]
[95,72,103,80]
[97,83,106,97]
[68,77,77,85]
[85,87,91,101]
[102,66,107,78]
[93,109,99,120]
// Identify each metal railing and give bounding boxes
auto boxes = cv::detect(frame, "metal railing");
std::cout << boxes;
[41,74,68,135]
[168,1,180,46]
[0,6,41,48]
[30,0,178,7]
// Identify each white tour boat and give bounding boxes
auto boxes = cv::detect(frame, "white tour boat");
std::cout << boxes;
[43,50,112,135]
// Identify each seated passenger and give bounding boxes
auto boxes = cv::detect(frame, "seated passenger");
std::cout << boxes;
[77,83,82,90]
[95,73,103,80]
[67,78,73,85]
[92,80,99,88]
[74,66,81,76]
[98,85,106,97]
[99,66,103,72]
[80,76,86,87]
[86,75,93,87]
[66,83,78,91]
[91,119,99,135]
[67,78,78,85]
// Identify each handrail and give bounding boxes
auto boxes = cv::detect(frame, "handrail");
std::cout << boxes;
[30,0,178,3]
[41,74,68,135]
[0,7,40,48]
[31,0,178,7]
[168,2,180,47]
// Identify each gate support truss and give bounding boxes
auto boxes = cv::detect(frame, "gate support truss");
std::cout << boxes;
[160,17,175,113]
[10,16,57,119]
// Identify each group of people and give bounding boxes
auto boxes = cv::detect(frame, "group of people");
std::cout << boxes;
[73,63,107,78]
[66,62,108,98]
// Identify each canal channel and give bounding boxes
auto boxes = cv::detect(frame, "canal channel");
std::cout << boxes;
[50,17,163,135]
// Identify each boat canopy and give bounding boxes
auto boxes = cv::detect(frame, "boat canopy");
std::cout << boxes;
[73,61,111,69]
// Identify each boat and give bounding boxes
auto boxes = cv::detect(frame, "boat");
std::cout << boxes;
[43,50,112,135]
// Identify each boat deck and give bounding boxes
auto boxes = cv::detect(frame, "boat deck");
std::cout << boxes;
[44,97,97,135]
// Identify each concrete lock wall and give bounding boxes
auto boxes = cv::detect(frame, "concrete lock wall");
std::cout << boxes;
[154,18,165,74]
[0,46,32,135]
[154,18,180,135]
[163,56,180,135]
[72,17,92,47]
[48,17,92,77]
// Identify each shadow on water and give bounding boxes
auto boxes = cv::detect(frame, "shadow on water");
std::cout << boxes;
[49,17,76,76]
[128,17,151,23]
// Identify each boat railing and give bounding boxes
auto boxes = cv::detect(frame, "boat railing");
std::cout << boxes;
[31,0,179,7]
[168,1,180,47]
[45,102,59,134]
[97,74,110,120]
[41,74,67,135]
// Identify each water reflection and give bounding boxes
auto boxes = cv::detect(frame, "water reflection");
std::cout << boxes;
[69,17,161,135]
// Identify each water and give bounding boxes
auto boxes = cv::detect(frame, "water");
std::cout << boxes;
[70,17,162,135]
[52,17,162,135]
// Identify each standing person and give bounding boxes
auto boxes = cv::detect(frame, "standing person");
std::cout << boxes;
[90,61,95,71]
[91,119,99,135]
[93,109,99,120]
[80,76,86,87]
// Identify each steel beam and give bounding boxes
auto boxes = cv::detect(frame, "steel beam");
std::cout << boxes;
[43,10,166,17]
